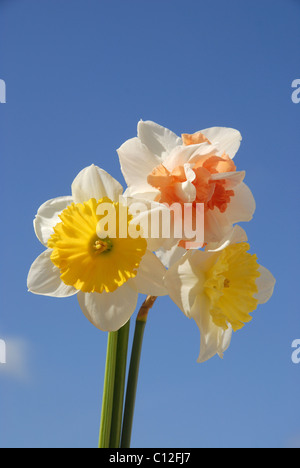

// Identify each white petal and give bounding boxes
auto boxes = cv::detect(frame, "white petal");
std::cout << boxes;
[146,236,178,253]
[126,197,175,251]
[203,181,255,244]
[184,163,196,182]
[163,142,214,172]
[132,250,167,296]
[174,180,196,203]
[77,282,138,332]
[71,165,123,203]
[254,265,276,304]
[173,164,197,202]
[117,137,162,188]
[210,170,245,188]
[200,127,242,159]
[190,295,233,363]
[217,324,233,359]
[34,196,73,246]
[124,185,160,201]
[137,120,182,159]
[164,251,212,317]
[27,249,78,297]
[156,244,186,269]
[225,182,256,223]
[204,210,234,244]
[206,225,248,252]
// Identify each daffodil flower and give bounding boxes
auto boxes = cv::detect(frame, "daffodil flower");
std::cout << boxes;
[27,165,167,332]
[164,227,275,363]
[117,120,256,251]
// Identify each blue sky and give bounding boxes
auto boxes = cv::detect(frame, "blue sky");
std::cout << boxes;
[0,0,299,448]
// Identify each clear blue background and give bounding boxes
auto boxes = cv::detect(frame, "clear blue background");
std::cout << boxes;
[0,0,299,448]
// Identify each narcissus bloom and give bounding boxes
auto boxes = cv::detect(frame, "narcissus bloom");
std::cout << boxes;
[117,120,255,249]
[164,227,275,363]
[27,165,167,331]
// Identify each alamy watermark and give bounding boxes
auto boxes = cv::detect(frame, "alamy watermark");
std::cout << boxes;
[95,198,204,248]
[291,339,300,364]
[0,339,6,364]
[291,79,300,104]
[0,79,6,103]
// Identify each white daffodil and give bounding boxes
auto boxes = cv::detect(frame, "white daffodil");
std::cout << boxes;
[117,120,256,253]
[28,165,167,332]
[164,227,275,363]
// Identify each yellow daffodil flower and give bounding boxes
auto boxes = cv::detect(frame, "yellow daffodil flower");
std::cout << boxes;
[28,165,167,331]
[164,226,275,362]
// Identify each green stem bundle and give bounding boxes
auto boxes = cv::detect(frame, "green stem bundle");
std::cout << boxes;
[98,296,157,449]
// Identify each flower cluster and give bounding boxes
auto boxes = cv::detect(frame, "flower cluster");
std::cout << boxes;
[28,120,275,362]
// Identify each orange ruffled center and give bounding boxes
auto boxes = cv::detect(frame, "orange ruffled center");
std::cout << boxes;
[147,132,236,213]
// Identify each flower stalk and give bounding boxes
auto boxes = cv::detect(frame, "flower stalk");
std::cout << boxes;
[109,320,131,448]
[120,296,157,448]
[98,330,119,448]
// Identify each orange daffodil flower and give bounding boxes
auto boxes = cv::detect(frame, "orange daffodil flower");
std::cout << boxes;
[117,120,256,254]
[164,226,276,363]
[27,165,167,332]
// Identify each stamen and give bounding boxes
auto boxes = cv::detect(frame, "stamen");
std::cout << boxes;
[93,238,112,254]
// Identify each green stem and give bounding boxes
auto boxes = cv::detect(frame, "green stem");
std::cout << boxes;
[120,296,157,448]
[98,331,118,448]
[109,320,131,448]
